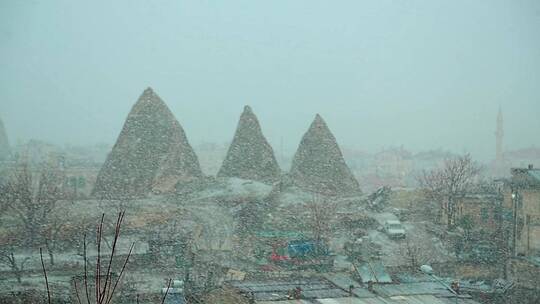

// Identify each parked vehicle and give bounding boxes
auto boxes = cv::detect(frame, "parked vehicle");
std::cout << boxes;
[384,220,406,239]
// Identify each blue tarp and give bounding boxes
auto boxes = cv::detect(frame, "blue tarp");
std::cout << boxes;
[288,240,316,257]
[287,240,329,258]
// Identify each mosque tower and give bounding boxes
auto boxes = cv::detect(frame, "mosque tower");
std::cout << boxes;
[496,107,504,163]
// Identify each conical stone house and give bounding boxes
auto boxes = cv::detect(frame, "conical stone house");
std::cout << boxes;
[0,116,10,161]
[93,88,203,199]
[217,106,280,184]
[289,114,360,196]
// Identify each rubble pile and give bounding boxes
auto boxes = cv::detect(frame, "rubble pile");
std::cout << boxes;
[217,106,281,184]
[367,186,392,210]
[93,87,203,198]
[289,114,361,196]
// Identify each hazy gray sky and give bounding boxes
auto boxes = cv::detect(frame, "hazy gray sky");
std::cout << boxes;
[1,0,539,160]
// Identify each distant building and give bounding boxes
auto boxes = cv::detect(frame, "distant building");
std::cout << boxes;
[455,192,504,233]
[372,147,413,188]
[504,147,540,169]
[504,165,540,257]
[503,165,540,291]
[343,147,457,192]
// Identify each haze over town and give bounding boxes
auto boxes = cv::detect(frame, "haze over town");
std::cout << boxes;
[1,1,540,304]
[1,0,540,161]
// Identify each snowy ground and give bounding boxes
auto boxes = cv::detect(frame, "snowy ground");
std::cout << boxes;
[1,180,455,300]
[362,203,454,268]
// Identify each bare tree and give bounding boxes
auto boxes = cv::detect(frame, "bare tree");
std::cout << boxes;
[39,211,172,304]
[0,232,30,283]
[303,196,337,244]
[400,238,435,271]
[0,162,67,247]
[0,250,30,284]
[417,154,481,228]
[73,212,134,304]
[42,214,68,266]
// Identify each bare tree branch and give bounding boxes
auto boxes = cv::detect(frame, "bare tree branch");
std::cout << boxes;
[417,154,481,228]
[303,195,337,244]
[40,248,52,304]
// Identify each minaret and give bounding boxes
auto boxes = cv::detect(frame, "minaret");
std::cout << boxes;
[495,107,504,163]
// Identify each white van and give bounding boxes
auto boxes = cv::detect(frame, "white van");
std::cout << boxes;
[384,220,406,239]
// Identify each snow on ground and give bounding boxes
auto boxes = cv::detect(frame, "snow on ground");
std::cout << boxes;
[277,186,314,206]
[366,210,399,225]
[190,177,272,203]
[363,209,454,267]
[1,178,457,299]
